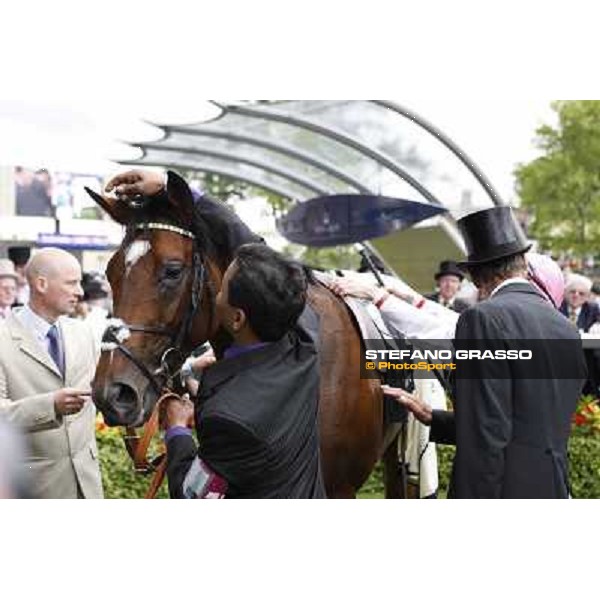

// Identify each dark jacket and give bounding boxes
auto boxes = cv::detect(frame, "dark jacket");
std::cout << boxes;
[559,300,600,333]
[425,293,470,314]
[430,282,586,498]
[166,330,326,499]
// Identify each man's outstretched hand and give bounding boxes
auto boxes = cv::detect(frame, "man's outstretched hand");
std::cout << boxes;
[105,169,165,200]
[381,385,433,425]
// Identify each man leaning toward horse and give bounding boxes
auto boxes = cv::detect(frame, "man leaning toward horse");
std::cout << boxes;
[162,243,326,499]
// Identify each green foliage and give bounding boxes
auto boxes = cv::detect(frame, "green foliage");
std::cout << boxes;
[435,433,600,498]
[174,168,292,211]
[281,243,361,271]
[97,425,168,499]
[567,431,600,498]
[357,462,385,498]
[436,444,456,495]
[514,100,600,258]
[200,172,248,202]
[358,429,600,499]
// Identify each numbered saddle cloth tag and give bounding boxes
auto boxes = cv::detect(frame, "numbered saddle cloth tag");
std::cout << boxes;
[183,457,228,499]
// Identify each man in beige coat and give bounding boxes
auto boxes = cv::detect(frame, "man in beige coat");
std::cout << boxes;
[0,248,103,499]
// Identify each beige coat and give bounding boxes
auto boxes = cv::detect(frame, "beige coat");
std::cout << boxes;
[0,309,103,499]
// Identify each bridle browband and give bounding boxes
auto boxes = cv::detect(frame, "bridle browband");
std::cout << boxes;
[136,222,196,240]
[101,220,213,397]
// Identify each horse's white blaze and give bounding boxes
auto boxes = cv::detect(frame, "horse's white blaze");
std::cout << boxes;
[125,240,151,275]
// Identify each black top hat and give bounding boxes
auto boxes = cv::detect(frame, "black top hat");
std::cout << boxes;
[7,246,31,267]
[457,206,532,267]
[434,260,464,281]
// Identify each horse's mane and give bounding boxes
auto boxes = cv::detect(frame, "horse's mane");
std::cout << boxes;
[190,194,259,269]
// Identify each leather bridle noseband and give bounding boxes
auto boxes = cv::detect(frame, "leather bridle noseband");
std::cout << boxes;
[101,221,212,398]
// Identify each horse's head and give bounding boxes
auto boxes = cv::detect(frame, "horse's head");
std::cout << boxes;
[87,171,221,426]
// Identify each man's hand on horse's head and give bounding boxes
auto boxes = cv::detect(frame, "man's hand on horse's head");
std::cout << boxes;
[105,169,165,200]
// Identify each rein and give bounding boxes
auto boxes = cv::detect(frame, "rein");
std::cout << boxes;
[122,390,183,499]
[102,220,211,498]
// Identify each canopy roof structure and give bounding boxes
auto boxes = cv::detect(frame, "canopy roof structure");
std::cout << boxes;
[122,100,505,285]
[123,100,503,215]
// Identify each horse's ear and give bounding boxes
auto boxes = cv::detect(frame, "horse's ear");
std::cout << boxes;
[165,170,196,224]
[85,187,133,225]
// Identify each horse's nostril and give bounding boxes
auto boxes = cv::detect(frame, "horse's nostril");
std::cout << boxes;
[112,383,137,408]
[101,383,140,425]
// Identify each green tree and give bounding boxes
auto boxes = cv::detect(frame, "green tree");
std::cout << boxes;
[176,168,293,212]
[281,243,361,271]
[514,101,600,258]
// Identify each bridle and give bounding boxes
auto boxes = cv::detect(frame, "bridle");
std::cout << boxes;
[99,220,216,496]
[101,221,213,399]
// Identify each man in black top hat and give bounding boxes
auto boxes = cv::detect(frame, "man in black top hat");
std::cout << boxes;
[426,260,470,314]
[387,206,586,498]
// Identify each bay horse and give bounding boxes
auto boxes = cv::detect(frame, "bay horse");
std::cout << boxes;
[87,171,404,498]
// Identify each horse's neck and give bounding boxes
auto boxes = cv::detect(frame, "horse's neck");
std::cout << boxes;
[187,197,262,353]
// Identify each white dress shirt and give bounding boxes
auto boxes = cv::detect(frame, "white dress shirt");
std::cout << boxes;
[16,304,63,356]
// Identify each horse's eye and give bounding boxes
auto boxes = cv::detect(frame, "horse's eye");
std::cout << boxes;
[163,265,184,280]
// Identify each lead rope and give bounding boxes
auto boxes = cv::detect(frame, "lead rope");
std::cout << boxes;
[123,390,190,499]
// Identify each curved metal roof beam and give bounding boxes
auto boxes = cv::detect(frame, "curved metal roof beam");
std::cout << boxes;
[372,100,503,206]
[215,102,444,207]
[153,125,372,194]
[122,159,301,202]
[139,142,330,197]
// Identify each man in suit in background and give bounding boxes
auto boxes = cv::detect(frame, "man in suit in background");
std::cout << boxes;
[560,273,600,333]
[426,260,470,314]
[0,248,103,499]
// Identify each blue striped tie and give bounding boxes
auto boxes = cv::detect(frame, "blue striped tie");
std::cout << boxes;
[47,324,65,378]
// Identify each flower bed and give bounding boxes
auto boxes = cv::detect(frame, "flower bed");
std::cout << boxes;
[96,416,168,499]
